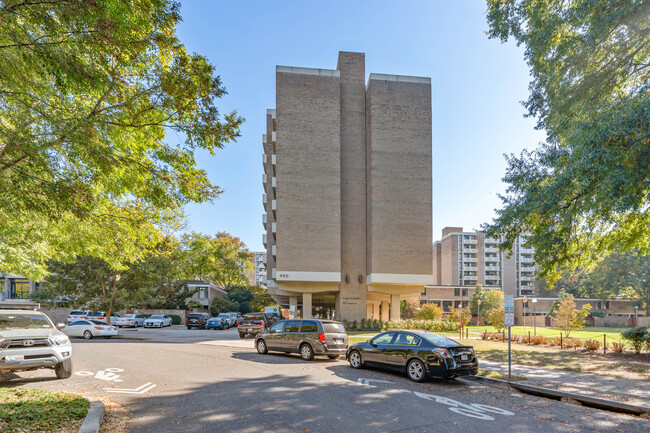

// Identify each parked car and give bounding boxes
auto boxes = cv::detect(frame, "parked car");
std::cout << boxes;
[115,314,145,328]
[144,315,172,328]
[66,310,93,324]
[227,312,242,325]
[238,313,270,338]
[186,313,210,329]
[0,309,73,379]
[90,312,121,325]
[206,317,226,330]
[62,319,118,340]
[346,330,478,382]
[255,319,348,361]
[217,313,234,328]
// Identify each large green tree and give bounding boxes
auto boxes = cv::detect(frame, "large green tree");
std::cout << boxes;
[484,0,650,284]
[0,0,242,278]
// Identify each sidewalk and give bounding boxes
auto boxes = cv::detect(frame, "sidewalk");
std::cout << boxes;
[481,360,650,408]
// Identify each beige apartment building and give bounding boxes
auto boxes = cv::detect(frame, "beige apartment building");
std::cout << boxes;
[262,51,432,321]
[432,227,545,297]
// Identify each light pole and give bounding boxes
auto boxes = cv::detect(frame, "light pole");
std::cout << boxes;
[532,298,537,336]
[523,296,528,331]
[477,299,482,326]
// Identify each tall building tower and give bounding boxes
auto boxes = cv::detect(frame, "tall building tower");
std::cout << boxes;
[263,52,432,321]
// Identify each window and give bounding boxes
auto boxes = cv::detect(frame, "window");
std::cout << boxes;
[454,288,460,296]
[284,320,301,333]
[269,322,284,333]
[605,301,610,310]
[462,289,468,297]
[198,288,208,299]
[394,333,421,345]
[322,323,346,333]
[300,320,318,333]
[371,332,396,345]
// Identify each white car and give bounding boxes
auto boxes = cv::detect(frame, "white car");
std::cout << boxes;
[66,310,93,324]
[115,314,145,328]
[89,312,121,325]
[143,315,172,328]
[62,319,118,339]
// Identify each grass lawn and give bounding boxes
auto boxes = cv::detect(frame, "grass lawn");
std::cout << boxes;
[0,388,89,432]
[464,326,627,342]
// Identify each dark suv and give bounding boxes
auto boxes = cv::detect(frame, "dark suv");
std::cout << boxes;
[255,319,348,361]
[238,313,271,338]
[186,313,210,329]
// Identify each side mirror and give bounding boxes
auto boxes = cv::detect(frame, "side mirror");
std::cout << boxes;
[369,340,376,347]
[57,323,66,329]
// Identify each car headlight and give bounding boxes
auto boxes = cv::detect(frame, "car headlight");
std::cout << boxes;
[54,335,70,345]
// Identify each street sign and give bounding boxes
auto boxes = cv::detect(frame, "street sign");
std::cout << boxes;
[504,295,515,327]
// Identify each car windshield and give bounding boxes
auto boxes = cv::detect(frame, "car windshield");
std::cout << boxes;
[322,323,346,334]
[217,314,230,317]
[0,313,52,329]
[149,315,163,319]
[420,332,461,347]
[70,310,85,315]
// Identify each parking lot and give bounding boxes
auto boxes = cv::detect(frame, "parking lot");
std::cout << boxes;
[2,326,648,432]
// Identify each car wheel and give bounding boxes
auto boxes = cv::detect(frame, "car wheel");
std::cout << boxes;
[407,359,426,382]
[300,344,314,361]
[134,322,138,328]
[257,339,268,354]
[327,355,339,360]
[348,350,363,369]
[187,326,191,330]
[83,330,93,340]
[55,358,73,379]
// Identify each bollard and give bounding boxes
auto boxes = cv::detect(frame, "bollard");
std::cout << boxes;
[502,330,505,341]
[560,333,563,349]
[528,331,531,345]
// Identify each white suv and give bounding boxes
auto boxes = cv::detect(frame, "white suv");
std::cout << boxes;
[0,310,73,379]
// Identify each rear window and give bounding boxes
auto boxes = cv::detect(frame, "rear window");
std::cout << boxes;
[187,314,203,319]
[70,310,85,315]
[149,315,163,319]
[421,332,461,347]
[243,314,263,321]
[322,323,346,334]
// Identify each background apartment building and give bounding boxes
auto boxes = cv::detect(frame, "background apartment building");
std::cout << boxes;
[251,252,267,288]
[262,51,432,321]
[432,227,544,297]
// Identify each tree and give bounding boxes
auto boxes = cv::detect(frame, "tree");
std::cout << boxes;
[547,288,571,318]
[469,284,487,316]
[484,0,650,284]
[449,307,471,327]
[488,307,505,332]
[552,294,591,337]
[400,300,417,319]
[0,0,242,279]
[417,304,443,321]
[621,328,649,354]
[209,296,239,317]
[249,286,279,313]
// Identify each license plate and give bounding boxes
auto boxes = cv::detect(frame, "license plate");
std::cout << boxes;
[334,339,343,344]
[5,355,24,362]
[461,354,468,361]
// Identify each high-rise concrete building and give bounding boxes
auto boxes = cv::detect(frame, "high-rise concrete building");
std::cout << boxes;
[262,51,432,321]
[250,251,267,288]
[432,227,544,297]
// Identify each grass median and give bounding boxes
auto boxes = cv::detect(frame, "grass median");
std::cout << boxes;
[0,388,89,432]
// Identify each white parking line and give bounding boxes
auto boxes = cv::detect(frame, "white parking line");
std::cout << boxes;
[104,382,157,394]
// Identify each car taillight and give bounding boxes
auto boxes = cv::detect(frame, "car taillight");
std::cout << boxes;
[94,327,103,330]
[260,321,264,327]
[434,348,451,358]
[319,334,326,344]
[237,322,240,327]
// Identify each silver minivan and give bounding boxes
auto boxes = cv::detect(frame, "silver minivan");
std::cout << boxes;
[255,319,348,361]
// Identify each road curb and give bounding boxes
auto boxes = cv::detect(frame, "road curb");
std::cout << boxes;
[460,376,650,418]
[78,397,105,433]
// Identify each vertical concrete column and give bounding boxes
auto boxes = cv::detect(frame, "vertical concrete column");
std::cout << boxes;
[390,294,401,321]
[302,292,312,319]
[366,303,372,319]
[289,296,298,318]
[373,302,381,320]
[381,300,389,322]
[29,280,36,294]
[4,278,11,299]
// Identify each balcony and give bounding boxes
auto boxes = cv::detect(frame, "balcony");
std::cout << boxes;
[262,133,267,144]
[485,238,499,243]
[462,266,477,271]
[463,247,478,253]
[272,177,276,189]
[262,193,267,205]
[463,275,478,281]
[271,131,276,143]
[272,154,276,165]
[463,238,477,244]
[271,268,276,279]
[271,245,276,257]
[262,234,267,248]
[520,257,535,263]
[262,173,267,184]
[485,247,499,253]
[462,257,478,263]
[271,222,276,234]
[262,213,267,226]
[485,280,501,286]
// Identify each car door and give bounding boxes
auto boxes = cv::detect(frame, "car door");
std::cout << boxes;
[265,321,285,350]
[64,321,83,337]
[281,320,302,352]
[363,332,396,365]
[384,332,421,369]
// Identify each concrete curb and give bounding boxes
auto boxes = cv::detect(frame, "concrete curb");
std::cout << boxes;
[78,397,105,433]
[460,376,650,418]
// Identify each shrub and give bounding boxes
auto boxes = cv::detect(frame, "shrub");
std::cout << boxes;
[564,338,583,349]
[417,304,443,321]
[621,327,649,354]
[611,341,625,353]
[549,337,562,347]
[584,339,601,351]
[352,320,358,331]
[169,314,182,325]
[530,336,547,345]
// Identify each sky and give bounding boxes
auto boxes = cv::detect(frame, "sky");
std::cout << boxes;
[174,0,547,252]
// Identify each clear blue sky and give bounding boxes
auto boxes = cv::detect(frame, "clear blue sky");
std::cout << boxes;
[175,0,546,251]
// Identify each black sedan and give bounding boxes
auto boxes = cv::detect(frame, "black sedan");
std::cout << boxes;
[346,330,478,382]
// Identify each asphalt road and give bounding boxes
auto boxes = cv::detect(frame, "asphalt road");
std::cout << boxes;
[2,326,648,432]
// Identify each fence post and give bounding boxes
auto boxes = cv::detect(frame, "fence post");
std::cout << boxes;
[603,334,606,355]
[502,330,505,341]
[528,331,531,345]
[560,333,563,349]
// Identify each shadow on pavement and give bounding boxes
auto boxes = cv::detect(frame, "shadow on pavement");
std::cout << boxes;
[0,372,60,387]
[231,350,342,365]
